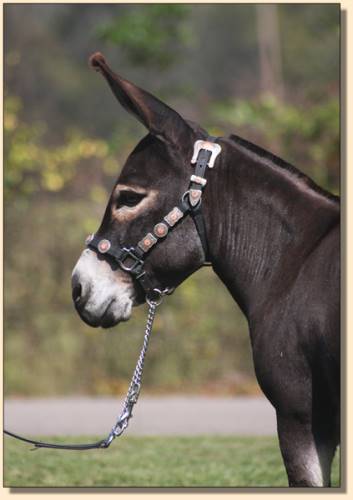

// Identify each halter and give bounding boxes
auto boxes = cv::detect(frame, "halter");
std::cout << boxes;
[86,136,221,299]
[4,137,222,451]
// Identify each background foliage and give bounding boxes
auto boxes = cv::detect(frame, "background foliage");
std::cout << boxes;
[4,4,339,396]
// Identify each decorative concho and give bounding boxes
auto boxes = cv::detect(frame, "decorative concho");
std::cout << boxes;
[137,233,157,252]
[189,189,202,207]
[164,207,183,227]
[85,234,94,245]
[98,239,111,253]
[154,222,168,238]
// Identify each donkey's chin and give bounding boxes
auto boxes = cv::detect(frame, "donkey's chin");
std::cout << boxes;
[77,297,133,329]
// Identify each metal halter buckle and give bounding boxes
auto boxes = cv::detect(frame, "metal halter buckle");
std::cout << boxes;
[119,248,144,273]
[191,140,222,168]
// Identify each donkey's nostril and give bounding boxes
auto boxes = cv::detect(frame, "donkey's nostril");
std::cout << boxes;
[72,282,82,304]
[71,273,87,307]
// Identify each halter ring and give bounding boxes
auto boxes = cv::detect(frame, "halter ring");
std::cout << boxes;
[182,190,202,210]
[146,288,164,307]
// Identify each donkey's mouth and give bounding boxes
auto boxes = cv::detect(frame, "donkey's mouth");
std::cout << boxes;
[75,297,133,329]
[100,299,132,328]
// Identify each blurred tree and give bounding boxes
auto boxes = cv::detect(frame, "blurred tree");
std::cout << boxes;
[279,4,339,99]
[212,95,339,193]
[256,5,284,100]
[4,4,339,397]
[3,94,116,203]
[96,4,191,70]
[4,4,339,136]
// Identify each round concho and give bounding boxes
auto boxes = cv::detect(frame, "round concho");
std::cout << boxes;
[154,222,168,238]
[85,233,94,245]
[98,239,111,253]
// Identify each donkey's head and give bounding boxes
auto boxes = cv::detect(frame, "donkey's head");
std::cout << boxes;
[72,53,209,328]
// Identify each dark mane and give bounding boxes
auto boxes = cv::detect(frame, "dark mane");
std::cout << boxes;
[228,133,340,204]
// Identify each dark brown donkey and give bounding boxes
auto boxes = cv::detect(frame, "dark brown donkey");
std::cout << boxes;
[72,53,340,487]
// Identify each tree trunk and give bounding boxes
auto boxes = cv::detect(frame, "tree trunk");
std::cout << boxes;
[256,4,284,100]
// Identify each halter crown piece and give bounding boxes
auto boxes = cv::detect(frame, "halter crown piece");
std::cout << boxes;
[4,137,221,451]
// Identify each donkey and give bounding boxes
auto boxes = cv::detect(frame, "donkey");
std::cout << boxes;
[72,53,340,487]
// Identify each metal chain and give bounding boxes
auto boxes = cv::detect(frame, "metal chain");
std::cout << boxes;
[102,299,158,447]
[4,290,169,451]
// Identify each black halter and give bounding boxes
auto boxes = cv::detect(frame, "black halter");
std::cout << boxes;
[3,135,222,451]
[86,136,221,299]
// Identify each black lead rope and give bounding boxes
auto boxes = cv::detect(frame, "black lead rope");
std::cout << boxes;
[3,430,109,451]
[4,136,221,451]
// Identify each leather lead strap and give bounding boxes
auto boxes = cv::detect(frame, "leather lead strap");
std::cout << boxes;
[4,430,108,450]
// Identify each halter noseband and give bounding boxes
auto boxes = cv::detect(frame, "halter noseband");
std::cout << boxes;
[86,136,222,300]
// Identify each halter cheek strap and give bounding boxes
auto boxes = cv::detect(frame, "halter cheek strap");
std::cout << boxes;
[188,138,221,261]
[87,136,221,297]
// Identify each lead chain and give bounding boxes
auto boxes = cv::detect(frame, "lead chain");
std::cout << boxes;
[103,300,158,447]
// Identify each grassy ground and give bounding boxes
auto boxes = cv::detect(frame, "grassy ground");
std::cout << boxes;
[4,436,340,488]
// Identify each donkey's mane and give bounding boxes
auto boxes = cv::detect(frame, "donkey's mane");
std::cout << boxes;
[228,133,339,204]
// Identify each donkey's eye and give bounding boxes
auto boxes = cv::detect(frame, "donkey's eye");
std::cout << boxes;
[116,191,145,209]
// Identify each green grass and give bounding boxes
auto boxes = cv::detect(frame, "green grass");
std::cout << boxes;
[4,436,340,488]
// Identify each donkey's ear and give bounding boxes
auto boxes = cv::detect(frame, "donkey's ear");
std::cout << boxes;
[89,52,193,147]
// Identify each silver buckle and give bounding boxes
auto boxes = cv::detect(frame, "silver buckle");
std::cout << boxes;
[191,140,222,168]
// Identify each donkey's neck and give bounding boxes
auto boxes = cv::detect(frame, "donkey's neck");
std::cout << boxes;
[203,135,339,318]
